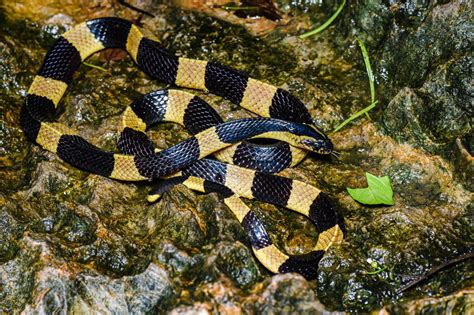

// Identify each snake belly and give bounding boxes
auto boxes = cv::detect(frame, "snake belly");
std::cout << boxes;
[21,17,345,279]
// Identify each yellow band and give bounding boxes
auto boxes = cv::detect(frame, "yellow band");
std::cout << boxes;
[62,22,104,61]
[36,122,76,153]
[126,25,144,63]
[110,154,147,181]
[240,78,276,117]
[28,75,68,106]
[175,58,208,90]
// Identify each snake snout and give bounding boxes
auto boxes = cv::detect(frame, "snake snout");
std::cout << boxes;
[301,138,334,155]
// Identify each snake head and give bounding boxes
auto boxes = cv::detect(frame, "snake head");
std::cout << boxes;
[293,124,333,155]
[300,137,334,154]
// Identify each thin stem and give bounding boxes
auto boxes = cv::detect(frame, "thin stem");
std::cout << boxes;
[356,36,376,120]
[329,101,378,135]
[83,62,107,72]
[221,6,259,11]
[299,0,346,39]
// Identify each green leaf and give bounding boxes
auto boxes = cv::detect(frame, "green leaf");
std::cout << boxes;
[347,173,394,205]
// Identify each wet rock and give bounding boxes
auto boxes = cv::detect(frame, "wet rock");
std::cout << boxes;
[123,264,176,313]
[28,202,97,245]
[73,272,129,313]
[0,29,37,194]
[377,1,472,90]
[72,264,175,314]
[169,304,212,314]
[448,139,474,191]
[21,267,74,314]
[152,185,208,249]
[94,240,150,277]
[381,57,473,153]
[154,241,205,280]
[337,0,393,49]
[380,87,438,152]
[0,248,39,312]
[21,263,175,314]
[382,289,474,314]
[316,124,473,311]
[210,241,261,289]
[337,0,473,157]
[0,211,23,263]
[188,279,243,313]
[243,273,330,313]
[416,55,473,143]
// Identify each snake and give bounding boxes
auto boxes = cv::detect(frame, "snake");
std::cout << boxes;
[21,17,345,279]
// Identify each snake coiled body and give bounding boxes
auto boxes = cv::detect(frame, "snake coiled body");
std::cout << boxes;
[21,17,344,279]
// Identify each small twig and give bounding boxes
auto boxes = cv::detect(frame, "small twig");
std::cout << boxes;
[118,0,155,18]
[397,252,474,294]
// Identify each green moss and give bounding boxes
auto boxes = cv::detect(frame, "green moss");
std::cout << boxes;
[213,242,261,289]
[56,211,97,245]
[95,241,150,277]
[0,248,40,312]
[0,212,23,263]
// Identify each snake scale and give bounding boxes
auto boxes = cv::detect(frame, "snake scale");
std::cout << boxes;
[21,17,345,279]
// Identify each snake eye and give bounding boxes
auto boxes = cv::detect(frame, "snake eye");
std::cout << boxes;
[301,138,334,154]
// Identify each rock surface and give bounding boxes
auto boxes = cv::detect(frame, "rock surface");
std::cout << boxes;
[0,0,472,313]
